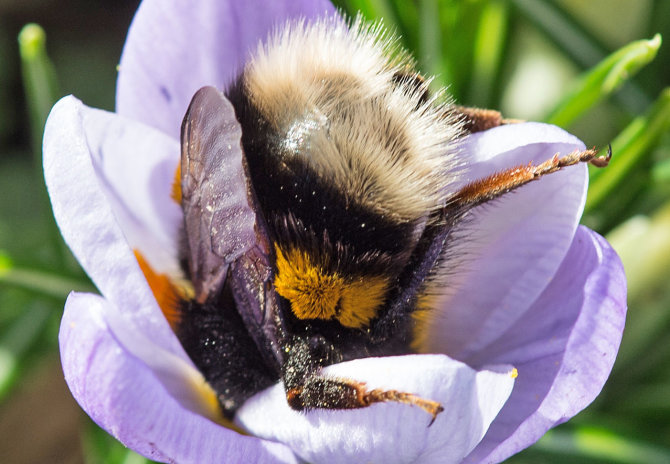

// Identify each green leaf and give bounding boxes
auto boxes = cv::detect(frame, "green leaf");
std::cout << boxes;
[417,0,443,81]
[610,381,670,414]
[607,202,670,302]
[331,0,415,59]
[338,0,399,25]
[83,421,154,464]
[18,24,60,160]
[467,0,509,107]
[511,0,652,115]
[0,303,52,402]
[652,156,670,183]
[606,202,670,370]
[585,88,670,214]
[389,0,419,52]
[530,427,670,464]
[545,35,662,127]
[435,2,484,99]
[510,0,604,67]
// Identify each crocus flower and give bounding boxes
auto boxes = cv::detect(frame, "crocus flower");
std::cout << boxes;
[43,0,627,462]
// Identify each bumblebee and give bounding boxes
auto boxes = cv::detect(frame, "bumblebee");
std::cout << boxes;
[172,16,608,423]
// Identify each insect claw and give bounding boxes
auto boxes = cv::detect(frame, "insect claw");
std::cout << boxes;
[588,144,612,168]
[427,403,444,427]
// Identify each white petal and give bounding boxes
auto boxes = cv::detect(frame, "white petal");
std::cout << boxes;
[237,355,516,464]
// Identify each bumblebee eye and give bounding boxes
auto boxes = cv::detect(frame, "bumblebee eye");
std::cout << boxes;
[273,244,389,328]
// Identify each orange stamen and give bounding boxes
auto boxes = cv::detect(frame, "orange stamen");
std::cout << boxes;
[134,250,182,329]
[171,163,182,204]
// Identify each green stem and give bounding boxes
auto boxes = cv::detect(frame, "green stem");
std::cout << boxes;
[18,24,59,162]
[18,24,70,271]
[586,88,670,213]
[0,263,94,300]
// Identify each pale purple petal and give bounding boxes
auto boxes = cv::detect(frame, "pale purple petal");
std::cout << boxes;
[77,97,182,276]
[43,95,182,356]
[116,0,335,138]
[420,123,588,360]
[237,356,516,464]
[60,292,298,464]
[458,122,584,173]
[463,226,627,463]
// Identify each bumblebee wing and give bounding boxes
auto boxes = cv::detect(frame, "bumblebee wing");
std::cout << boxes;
[180,86,283,367]
[181,86,257,300]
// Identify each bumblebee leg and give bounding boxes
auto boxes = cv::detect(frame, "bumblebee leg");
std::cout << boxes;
[452,106,504,133]
[451,147,611,210]
[286,375,444,424]
[450,105,530,133]
[282,336,443,424]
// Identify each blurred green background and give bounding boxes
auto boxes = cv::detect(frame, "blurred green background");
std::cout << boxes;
[1,0,670,462]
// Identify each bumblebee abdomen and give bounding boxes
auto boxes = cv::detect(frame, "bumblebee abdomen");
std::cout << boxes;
[175,285,279,417]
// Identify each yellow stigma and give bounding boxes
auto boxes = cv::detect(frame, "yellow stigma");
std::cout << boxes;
[273,244,389,328]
